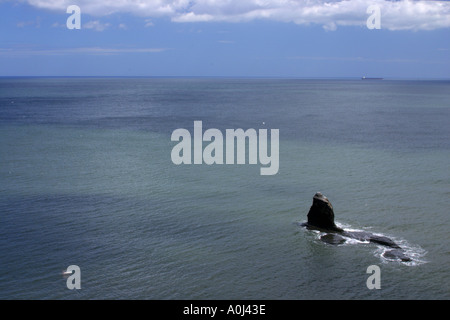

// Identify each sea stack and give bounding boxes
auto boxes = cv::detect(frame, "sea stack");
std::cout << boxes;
[307,192,343,232]
[304,192,411,261]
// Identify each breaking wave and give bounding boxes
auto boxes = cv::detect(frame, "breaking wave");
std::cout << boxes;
[300,221,428,265]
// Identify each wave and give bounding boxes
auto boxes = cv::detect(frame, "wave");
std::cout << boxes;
[374,239,428,266]
[299,221,427,265]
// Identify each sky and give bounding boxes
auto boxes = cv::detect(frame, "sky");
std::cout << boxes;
[0,0,449,78]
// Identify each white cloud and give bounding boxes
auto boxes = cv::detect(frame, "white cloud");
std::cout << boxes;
[17,16,42,28]
[17,21,34,28]
[51,21,65,28]
[83,20,111,31]
[144,19,154,27]
[323,22,337,32]
[23,0,450,31]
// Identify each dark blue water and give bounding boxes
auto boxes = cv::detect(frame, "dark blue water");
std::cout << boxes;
[2,78,449,149]
[0,78,449,299]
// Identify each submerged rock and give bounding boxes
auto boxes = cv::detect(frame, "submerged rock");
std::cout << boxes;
[340,231,401,249]
[367,235,401,249]
[383,249,412,262]
[320,233,346,245]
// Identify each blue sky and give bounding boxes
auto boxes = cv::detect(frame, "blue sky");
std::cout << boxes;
[0,0,449,78]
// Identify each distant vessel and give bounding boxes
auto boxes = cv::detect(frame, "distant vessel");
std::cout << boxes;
[362,76,383,80]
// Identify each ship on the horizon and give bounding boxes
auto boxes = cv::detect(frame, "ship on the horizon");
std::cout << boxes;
[361,76,384,80]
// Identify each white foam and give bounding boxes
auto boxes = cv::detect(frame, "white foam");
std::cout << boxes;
[374,239,428,266]
[343,237,369,245]
[303,221,427,265]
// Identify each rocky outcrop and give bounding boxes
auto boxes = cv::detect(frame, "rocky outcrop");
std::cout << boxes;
[306,192,343,232]
[304,192,411,262]
[319,233,346,245]
[382,249,411,262]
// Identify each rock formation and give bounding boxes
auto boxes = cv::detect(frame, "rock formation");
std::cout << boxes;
[306,192,343,232]
[304,192,411,262]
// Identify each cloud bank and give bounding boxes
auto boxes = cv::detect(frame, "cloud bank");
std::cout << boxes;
[23,0,450,30]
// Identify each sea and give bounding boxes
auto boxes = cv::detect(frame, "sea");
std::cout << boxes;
[0,77,449,299]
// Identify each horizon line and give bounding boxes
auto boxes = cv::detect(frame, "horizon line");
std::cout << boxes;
[1,75,449,81]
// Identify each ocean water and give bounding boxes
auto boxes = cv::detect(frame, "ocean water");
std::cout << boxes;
[0,77,449,299]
